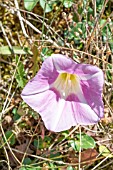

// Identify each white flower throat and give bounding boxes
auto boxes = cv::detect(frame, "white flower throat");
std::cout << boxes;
[53,72,80,99]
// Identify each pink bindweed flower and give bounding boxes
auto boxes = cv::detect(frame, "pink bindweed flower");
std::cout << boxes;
[21,54,104,132]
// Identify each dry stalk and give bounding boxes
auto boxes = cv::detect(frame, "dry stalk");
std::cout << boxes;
[85,0,109,52]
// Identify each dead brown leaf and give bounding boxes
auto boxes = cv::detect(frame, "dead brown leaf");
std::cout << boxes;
[15,139,33,160]
[68,148,98,167]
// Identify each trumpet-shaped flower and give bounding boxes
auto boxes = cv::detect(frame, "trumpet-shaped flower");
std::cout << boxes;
[21,54,104,132]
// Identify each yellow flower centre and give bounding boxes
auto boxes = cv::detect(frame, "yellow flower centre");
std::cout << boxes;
[53,72,80,98]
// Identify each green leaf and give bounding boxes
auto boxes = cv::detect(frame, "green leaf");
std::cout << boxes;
[0,46,33,55]
[23,158,32,165]
[39,0,53,13]
[16,74,26,88]
[24,0,39,11]
[77,133,95,149]
[15,56,27,88]
[33,139,39,149]
[12,108,21,121]
[49,150,62,161]
[49,163,57,169]
[109,41,113,52]
[61,0,73,8]
[100,19,106,26]
[5,130,15,145]
[33,138,45,149]
[41,47,53,61]
[69,140,77,150]
[12,108,17,115]
[99,145,113,158]
[19,167,41,170]
[70,133,95,151]
[67,166,74,170]
[62,130,69,137]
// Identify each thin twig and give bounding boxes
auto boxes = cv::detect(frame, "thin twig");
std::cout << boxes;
[42,45,112,66]
[0,21,14,54]
[100,11,113,30]
[21,17,59,47]
[6,147,104,166]
[1,56,21,117]
[78,125,81,170]
[20,123,39,166]
[3,145,11,170]
[54,125,79,148]
[92,151,113,170]
[0,123,21,165]
[14,0,29,38]
[85,0,109,51]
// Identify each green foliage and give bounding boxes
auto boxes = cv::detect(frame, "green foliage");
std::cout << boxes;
[41,47,53,61]
[49,150,62,161]
[23,158,32,165]
[24,0,53,12]
[99,145,113,158]
[12,108,21,121]
[0,46,33,55]
[24,0,74,12]
[62,130,69,137]
[110,41,113,53]
[61,0,74,8]
[4,130,16,146]
[64,21,87,46]
[49,163,57,169]
[40,0,53,13]
[24,0,39,11]
[67,166,74,170]
[33,136,52,149]
[106,64,112,81]
[96,0,105,11]
[69,133,95,151]
[15,56,27,88]
[19,167,41,170]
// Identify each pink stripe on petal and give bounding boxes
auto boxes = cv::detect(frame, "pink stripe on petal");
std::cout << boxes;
[77,65,104,118]
[50,94,100,132]
[73,63,103,76]
[81,79,104,118]
[72,101,100,125]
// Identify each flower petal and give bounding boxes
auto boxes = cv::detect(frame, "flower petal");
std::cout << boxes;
[51,54,78,74]
[21,54,104,132]
[81,72,104,118]
[56,99,100,132]
[21,88,66,131]
[21,88,100,132]
[51,54,103,82]
[21,56,58,96]
[73,63,104,81]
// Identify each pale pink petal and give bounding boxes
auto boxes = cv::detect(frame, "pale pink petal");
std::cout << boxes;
[56,99,100,132]
[80,76,104,118]
[21,89,100,132]
[21,57,58,96]
[76,64,104,118]
[21,88,66,132]
[21,54,104,132]
[73,63,104,81]
[50,54,103,81]
[51,54,78,74]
